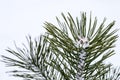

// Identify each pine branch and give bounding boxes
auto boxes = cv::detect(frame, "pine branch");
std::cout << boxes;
[1,12,120,80]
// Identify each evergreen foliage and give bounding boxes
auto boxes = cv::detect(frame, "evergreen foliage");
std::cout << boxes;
[1,12,120,80]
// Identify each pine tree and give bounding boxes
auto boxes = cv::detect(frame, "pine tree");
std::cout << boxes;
[1,12,120,80]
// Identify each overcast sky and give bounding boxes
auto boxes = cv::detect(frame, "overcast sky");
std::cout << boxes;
[0,0,120,80]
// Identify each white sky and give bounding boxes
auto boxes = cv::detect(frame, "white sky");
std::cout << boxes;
[0,0,120,80]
